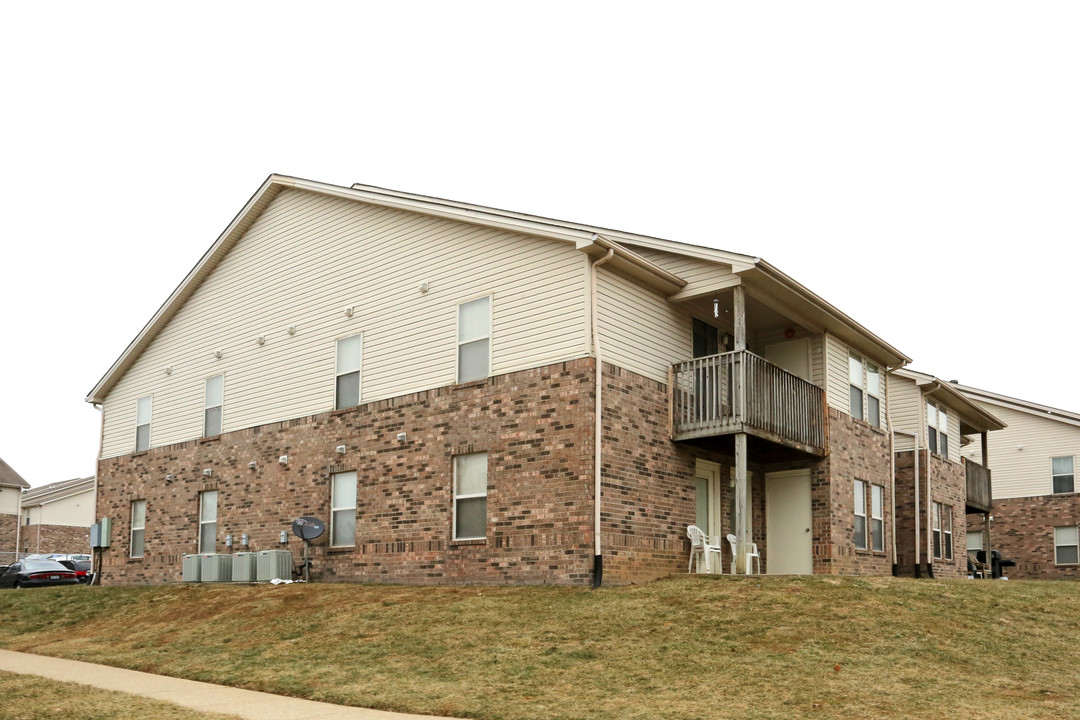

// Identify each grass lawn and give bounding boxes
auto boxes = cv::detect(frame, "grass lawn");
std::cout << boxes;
[0,575,1078,719]
[0,671,239,720]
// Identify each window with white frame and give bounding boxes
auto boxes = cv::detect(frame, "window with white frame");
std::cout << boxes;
[453,452,487,540]
[198,490,217,553]
[130,500,146,558]
[866,364,881,429]
[457,296,490,383]
[932,501,943,559]
[927,401,949,459]
[1052,456,1075,494]
[848,354,864,421]
[871,484,884,552]
[853,479,867,550]
[967,529,983,551]
[335,335,363,410]
[204,375,224,438]
[942,504,953,560]
[331,471,357,547]
[135,396,152,453]
[1055,526,1079,565]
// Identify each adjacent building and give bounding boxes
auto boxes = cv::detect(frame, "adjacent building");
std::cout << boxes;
[87,174,923,586]
[19,476,95,555]
[0,457,31,561]
[955,383,1080,579]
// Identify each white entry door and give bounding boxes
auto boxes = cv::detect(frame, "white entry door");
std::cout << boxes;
[765,469,813,574]
[763,338,811,382]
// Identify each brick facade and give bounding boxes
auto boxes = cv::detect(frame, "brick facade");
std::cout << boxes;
[894,450,967,578]
[96,359,595,586]
[0,514,17,557]
[968,494,1080,579]
[20,524,91,555]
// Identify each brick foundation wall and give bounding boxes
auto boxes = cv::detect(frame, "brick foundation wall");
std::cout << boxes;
[967,494,1080,579]
[96,359,595,586]
[894,450,967,578]
[21,524,91,555]
[819,409,894,576]
[0,514,18,557]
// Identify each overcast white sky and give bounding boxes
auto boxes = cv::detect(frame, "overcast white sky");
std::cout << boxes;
[1,3,1077,486]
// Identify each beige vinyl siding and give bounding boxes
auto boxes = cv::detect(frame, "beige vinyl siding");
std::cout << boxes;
[810,334,824,389]
[824,333,851,414]
[597,266,690,383]
[959,401,1080,499]
[101,189,588,458]
[628,247,738,292]
[25,493,94,527]
[888,374,923,451]
[0,489,19,515]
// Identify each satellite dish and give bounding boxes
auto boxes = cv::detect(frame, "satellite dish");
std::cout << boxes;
[291,516,325,541]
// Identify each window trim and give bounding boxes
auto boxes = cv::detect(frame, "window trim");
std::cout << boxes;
[135,395,153,453]
[334,333,363,411]
[870,483,884,552]
[204,374,225,438]
[942,503,953,561]
[1055,526,1079,566]
[130,500,146,558]
[330,470,358,548]
[926,400,949,460]
[452,452,488,541]
[1052,455,1075,495]
[455,293,493,384]
[198,490,217,554]
[853,479,867,550]
[848,353,865,422]
[932,501,943,560]
[866,363,881,429]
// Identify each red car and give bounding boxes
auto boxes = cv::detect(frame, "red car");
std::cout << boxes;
[0,560,79,589]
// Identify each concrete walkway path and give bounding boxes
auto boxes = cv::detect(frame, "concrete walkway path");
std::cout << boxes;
[0,649,455,720]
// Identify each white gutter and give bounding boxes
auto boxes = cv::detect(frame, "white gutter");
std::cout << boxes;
[886,372,896,570]
[590,246,614,588]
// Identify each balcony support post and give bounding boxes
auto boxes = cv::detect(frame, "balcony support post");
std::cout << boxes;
[733,285,746,351]
[735,432,750,573]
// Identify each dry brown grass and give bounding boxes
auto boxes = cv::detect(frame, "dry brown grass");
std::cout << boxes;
[0,671,239,720]
[1,575,1079,719]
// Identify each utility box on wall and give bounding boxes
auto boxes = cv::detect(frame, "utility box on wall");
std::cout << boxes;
[90,518,112,548]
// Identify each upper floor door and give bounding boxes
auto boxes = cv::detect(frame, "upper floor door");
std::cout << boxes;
[763,338,811,382]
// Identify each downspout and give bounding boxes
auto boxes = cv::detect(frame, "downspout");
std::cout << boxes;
[14,489,22,559]
[914,430,921,578]
[926,438,934,579]
[590,247,614,589]
[92,403,104,585]
[886,369,897,576]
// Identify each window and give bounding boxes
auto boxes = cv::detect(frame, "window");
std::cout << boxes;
[932,502,942,559]
[130,500,146,558]
[453,453,487,540]
[853,479,867,550]
[457,296,490,383]
[848,354,864,421]
[1052,456,1075,494]
[927,401,949,459]
[204,375,224,438]
[198,490,217,553]
[871,484,884,552]
[942,504,953,560]
[335,335,363,410]
[967,529,983,551]
[135,396,152,452]
[1055,526,1079,565]
[866,364,881,429]
[331,471,357,547]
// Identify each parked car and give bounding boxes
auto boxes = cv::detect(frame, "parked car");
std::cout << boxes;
[0,560,79,589]
[57,559,93,584]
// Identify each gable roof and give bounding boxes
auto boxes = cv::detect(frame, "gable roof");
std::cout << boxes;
[0,457,30,489]
[86,174,910,403]
[951,381,1080,430]
[21,476,95,507]
[894,369,1006,435]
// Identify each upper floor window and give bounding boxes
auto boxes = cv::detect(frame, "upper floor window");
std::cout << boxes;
[335,335,363,410]
[198,490,217,554]
[457,296,490,383]
[204,375,224,438]
[453,452,488,540]
[135,396,152,452]
[853,479,867,550]
[1052,456,1075,494]
[927,401,948,459]
[848,354,864,421]
[130,500,146,558]
[866,364,881,429]
[331,471,357,547]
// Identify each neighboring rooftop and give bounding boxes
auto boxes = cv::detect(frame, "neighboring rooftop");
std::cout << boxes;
[21,476,95,506]
[950,380,1080,429]
[0,457,30,489]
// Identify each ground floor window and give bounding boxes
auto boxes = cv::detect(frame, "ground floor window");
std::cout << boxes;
[199,490,217,554]
[853,479,867,550]
[871,484,884,552]
[454,453,488,540]
[942,504,953,560]
[1055,526,1079,565]
[932,502,942,559]
[331,471,357,547]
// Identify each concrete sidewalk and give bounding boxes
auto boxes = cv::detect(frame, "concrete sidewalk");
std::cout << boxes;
[0,649,454,720]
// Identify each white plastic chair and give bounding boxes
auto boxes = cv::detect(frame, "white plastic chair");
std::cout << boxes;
[726,533,761,574]
[687,525,724,574]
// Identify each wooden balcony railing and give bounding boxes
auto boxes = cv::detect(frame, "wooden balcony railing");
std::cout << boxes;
[965,459,992,513]
[669,350,826,455]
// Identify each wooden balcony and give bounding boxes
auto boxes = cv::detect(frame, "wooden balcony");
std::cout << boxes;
[965,459,992,514]
[669,350,827,456]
